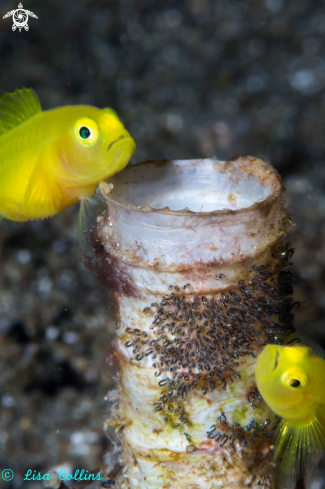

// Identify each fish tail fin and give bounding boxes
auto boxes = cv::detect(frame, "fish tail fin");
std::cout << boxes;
[78,188,107,250]
[274,410,325,483]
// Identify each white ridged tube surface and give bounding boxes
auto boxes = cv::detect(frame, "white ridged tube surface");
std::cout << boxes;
[92,157,294,489]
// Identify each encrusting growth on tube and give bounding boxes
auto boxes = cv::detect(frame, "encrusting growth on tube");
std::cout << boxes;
[85,157,295,489]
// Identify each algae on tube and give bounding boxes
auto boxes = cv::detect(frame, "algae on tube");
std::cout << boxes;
[88,157,295,488]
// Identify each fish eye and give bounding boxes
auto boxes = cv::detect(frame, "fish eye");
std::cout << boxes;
[74,117,99,146]
[281,369,307,389]
[79,126,91,139]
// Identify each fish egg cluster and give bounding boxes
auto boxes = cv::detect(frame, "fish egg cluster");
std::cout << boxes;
[207,411,279,449]
[124,243,297,427]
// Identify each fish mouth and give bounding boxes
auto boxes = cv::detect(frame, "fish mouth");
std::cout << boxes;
[104,134,136,171]
[271,349,280,372]
[107,135,127,152]
[258,345,280,377]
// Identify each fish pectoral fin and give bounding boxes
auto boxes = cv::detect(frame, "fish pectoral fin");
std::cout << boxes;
[78,198,89,245]
[0,88,42,136]
[24,167,61,221]
[78,188,107,248]
[275,415,325,482]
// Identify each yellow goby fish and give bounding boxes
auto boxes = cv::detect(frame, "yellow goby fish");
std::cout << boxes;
[255,344,325,481]
[0,88,136,236]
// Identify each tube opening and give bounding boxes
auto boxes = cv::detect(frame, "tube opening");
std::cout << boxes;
[105,157,281,215]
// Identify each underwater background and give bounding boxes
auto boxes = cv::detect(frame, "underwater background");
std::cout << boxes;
[0,0,325,487]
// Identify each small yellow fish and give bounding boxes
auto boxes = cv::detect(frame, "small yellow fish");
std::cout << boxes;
[0,88,136,237]
[255,344,325,481]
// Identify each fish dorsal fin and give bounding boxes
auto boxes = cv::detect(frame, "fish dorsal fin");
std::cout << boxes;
[103,107,123,123]
[311,342,325,359]
[287,337,325,359]
[0,88,42,136]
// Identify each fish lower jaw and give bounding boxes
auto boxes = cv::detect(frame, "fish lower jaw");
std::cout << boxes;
[269,402,316,424]
[267,401,299,417]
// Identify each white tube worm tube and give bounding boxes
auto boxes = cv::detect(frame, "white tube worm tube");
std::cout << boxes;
[88,157,295,489]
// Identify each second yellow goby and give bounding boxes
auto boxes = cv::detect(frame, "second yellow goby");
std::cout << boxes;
[256,343,325,481]
[0,88,136,235]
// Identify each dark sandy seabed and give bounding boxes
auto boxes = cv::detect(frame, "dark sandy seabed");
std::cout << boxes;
[0,0,325,488]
